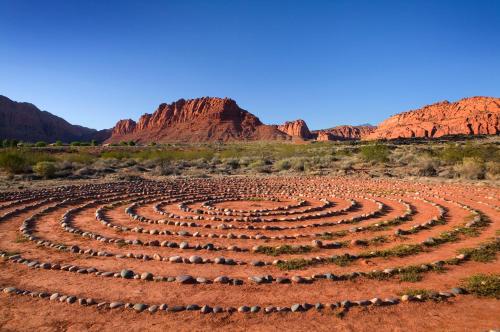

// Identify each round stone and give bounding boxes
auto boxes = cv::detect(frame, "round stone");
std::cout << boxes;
[189,255,203,264]
[120,269,134,279]
[141,272,153,281]
[133,303,148,312]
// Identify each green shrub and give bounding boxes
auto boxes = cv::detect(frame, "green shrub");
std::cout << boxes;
[35,141,47,147]
[0,151,28,174]
[54,140,63,146]
[70,141,81,146]
[360,144,390,163]
[32,161,57,178]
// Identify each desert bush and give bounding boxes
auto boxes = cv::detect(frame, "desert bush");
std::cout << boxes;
[485,161,500,180]
[274,159,291,171]
[35,141,47,147]
[0,151,28,174]
[33,161,57,178]
[70,141,81,146]
[360,144,390,163]
[224,158,240,169]
[453,157,485,180]
[414,155,439,176]
[248,159,272,173]
[289,157,307,172]
[439,142,498,164]
[153,161,180,176]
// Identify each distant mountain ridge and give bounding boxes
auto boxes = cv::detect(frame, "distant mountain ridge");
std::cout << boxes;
[0,95,111,142]
[1,94,498,143]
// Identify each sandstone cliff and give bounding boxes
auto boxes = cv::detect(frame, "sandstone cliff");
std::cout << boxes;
[366,97,499,140]
[277,119,312,139]
[312,125,376,141]
[107,97,289,143]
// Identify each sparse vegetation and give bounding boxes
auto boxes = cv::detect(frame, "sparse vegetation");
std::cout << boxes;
[461,274,500,299]
[458,241,500,262]
[255,245,312,256]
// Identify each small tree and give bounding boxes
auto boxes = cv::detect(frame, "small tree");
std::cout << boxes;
[128,140,136,146]
[55,140,63,146]
[70,141,81,147]
[91,139,97,146]
[35,141,47,147]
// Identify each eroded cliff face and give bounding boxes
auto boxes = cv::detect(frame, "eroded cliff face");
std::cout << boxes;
[366,97,500,140]
[312,125,376,141]
[107,97,289,143]
[277,119,312,139]
[0,95,110,142]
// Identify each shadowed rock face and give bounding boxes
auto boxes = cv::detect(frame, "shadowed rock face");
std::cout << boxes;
[277,120,312,139]
[312,125,376,141]
[366,96,500,140]
[107,97,289,143]
[0,95,111,142]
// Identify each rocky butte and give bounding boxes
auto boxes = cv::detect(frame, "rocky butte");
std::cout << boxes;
[106,97,289,143]
[366,96,500,140]
[312,125,376,141]
[277,119,312,139]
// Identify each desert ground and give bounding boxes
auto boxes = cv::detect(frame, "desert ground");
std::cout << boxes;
[0,165,498,331]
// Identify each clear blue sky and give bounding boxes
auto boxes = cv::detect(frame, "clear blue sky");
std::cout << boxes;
[1,0,499,130]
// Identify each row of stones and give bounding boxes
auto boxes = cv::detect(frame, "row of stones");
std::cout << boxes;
[130,197,385,231]
[110,196,418,241]
[0,283,467,315]
[1,237,484,287]
[156,199,350,223]
[17,194,489,271]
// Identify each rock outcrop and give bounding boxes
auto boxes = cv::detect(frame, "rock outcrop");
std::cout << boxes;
[312,125,376,141]
[366,97,500,140]
[0,95,111,143]
[277,119,312,139]
[107,97,289,143]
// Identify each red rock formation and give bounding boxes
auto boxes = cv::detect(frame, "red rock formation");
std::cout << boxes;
[106,97,289,143]
[0,95,111,143]
[312,125,376,141]
[366,96,500,140]
[277,119,311,139]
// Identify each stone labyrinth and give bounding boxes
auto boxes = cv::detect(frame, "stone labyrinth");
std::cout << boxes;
[0,177,498,315]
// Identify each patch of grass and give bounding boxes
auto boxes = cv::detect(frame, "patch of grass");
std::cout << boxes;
[399,270,423,282]
[458,241,500,262]
[2,250,20,257]
[255,245,312,256]
[276,259,311,271]
[461,274,500,299]
[116,242,128,248]
[328,254,354,266]
[319,230,347,240]
[14,235,28,243]
[366,271,391,280]
[366,244,423,258]
[368,235,389,246]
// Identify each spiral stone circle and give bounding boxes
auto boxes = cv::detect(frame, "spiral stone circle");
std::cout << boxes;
[0,176,498,322]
